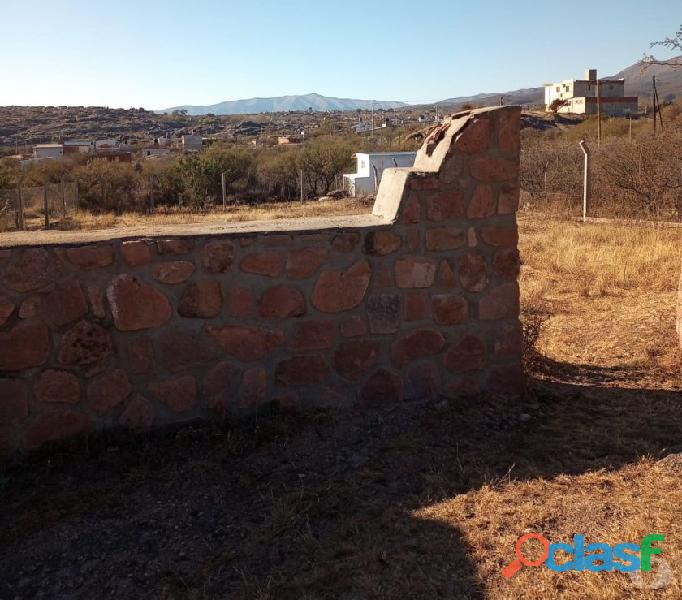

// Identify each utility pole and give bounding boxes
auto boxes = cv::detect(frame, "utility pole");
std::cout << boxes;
[579,140,590,222]
[653,76,657,136]
[221,171,227,210]
[371,101,374,139]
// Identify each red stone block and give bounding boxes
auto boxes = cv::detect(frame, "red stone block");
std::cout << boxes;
[0,322,50,371]
[202,240,234,273]
[395,257,437,288]
[119,395,155,429]
[405,362,440,400]
[425,227,466,251]
[364,231,401,256]
[206,325,284,361]
[437,260,457,288]
[240,251,285,277]
[400,196,421,224]
[470,157,519,182]
[498,184,520,214]
[290,320,337,351]
[455,117,490,153]
[432,294,468,325]
[107,274,171,331]
[0,295,15,326]
[407,229,420,251]
[157,239,193,255]
[149,375,197,412]
[359,369,403,404]
[25,409,93,450]
[340,316,367,337]
[425,191,466,221]
[481,226,519,248]
[87,369,132,415]
[334,340,382,380]
[459,254,488,292]
[444,334,486,372]
[127,336,154,374]
[34,370,80,404]
[18,297,40,319]
[286,247,328,280]
[204,361,236,410]
[259,285,305,318]
[1,248,53,292]
[66,245,115,269]
[405,293,428,321]
[152,261,195,284]
[479,283,519,320]
[493,248,521,280]
[391,329,445,367]
[158,327,217,372]
[226,286,256,317]
[498,110,520,153]
[0,379,29,424]
[178,281,222,318]
[276,356,330,385]
[42,278,88,327]
[332,233,361,253]
[311,259,371,313]
[467,184,496,219]
[58,320,111,366]
[374,261,394,288]
[86,284,108,319]
[121,241,151,266]
[240,367,268,407]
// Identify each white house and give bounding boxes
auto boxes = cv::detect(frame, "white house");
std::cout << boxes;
[33,144,63,160]
[181,135,203,151]
[343,151,417,196]
[353,122,373,134]
[545,68,638,116]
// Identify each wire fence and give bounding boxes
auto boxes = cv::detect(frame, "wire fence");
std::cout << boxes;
[0,181,78,230]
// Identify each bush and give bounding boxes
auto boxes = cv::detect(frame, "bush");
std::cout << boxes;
[74,159,140,213]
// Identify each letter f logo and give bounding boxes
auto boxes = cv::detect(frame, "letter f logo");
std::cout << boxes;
[640,534,664,572]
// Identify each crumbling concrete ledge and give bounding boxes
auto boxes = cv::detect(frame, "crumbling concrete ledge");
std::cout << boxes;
[0,106,522,456]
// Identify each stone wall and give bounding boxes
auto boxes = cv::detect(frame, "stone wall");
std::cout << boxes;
[0,106,522,456]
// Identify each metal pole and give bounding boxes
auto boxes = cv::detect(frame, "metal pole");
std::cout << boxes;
[596,79,601,147]
[579,140,590,222]
[221,171,226,210]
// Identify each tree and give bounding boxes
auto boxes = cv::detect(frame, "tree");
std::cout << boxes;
[73,159,140,213]
[298,138,352,197]
[643,26,682,69]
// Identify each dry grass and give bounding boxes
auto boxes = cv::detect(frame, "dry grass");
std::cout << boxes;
[1,214,681,599]
[17,197,373,232]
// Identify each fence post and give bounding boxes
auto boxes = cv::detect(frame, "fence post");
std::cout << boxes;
[15,181,25,230]
[221,172,226,210]
[43,177,50,229]
[579,140,590,222]
[299,169,304,203]
[60,178,67,216]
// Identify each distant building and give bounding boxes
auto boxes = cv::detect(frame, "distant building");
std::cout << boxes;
[63,139,93,154]
[277,136,302,145]
[33,144,63,159]
[181,134,203,151]
[142,146,172,160]
[343,151,417,196]
[95,139,118,151]
[87,151,132,163]
[544,68,638,116]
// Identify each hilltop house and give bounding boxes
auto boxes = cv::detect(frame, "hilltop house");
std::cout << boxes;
[545,68,638,116]
[343,151,416,196]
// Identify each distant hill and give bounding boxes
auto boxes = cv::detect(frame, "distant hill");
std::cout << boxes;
[160,93,408,115]
[436,56,682,109]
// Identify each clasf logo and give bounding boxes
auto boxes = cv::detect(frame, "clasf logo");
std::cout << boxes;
[502,533,665,578]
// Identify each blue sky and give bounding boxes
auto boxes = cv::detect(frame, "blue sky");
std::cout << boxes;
[2,0,679,108]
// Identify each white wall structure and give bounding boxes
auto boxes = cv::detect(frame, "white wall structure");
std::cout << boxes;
[33,144,63,159]
[182,135,203,152]
[545,68,638,116]
[343,151,416,196]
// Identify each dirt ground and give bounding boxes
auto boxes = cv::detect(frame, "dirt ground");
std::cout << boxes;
[0,215,680,599]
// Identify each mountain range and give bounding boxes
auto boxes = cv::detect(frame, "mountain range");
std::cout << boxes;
[437,57,682,108]
[161,93,407,115]
[160,58,682,115]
